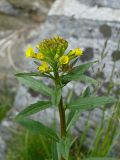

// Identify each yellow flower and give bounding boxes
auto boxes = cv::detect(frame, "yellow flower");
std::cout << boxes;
[36,53,44,60]
[59,55,69,65]
[73,48,83,56]
[26,47,35,58]
[38,62,49,73]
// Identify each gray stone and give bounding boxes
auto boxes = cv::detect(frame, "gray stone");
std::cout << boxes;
[0,13,35,30]
[78,0,120,9]
[1,0,120,157]
[0,135,6,160]
[0,0,54,32]
[8,0,53,12]
[8,0,54,22]
[2,11,119,137]
[10,8,120,156]
[0,123,12,160]
[1,7,120,134]
[0,0,19,15]
[49,0,120,22]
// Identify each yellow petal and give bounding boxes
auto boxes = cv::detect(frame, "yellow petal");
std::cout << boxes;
[59,55,69,64]
[38,62,49,73]
[74,48,83,56]
[38,66,46,72]
[26,47,35,58]
[36,53,44,60]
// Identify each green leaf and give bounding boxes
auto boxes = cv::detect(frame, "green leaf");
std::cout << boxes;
[63,74,97,84]
[15,75,52,96]
[16,118,59,142]
[15,72,51,78]
[66,110,80,131]
[75,75,97,84]
[66,87,91,131]
[69,61,96,75]
[83,158,118,160]
[62,61,96,83]
[68,96,117,110]
[15,72,40,76]
[66,110,76,127]
[51,86,61,106]
[57,138,71,159]
[51,141,58,160]
[82,86,91,97]
[15,101,52,119]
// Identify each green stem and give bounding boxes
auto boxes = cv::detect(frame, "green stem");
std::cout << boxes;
[58,96,66,160]
[58,97,66,138]
[54,70,66,160]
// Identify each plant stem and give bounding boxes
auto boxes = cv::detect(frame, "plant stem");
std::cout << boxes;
[54,70,66,160]
[58,96,66,138]
[58,96,66,160]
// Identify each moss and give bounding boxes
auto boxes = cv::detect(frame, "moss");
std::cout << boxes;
[28,88,39,97]
[112,50,120,61]
[80,47,94,62]
[99,24,112,38]
[95,71,105,79]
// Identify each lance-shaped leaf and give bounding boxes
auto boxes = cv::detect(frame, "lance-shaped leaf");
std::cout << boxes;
[15,101,52,119]
[51,141,58,160]
[62,61,96,81]
[57,138,72,160]
[62,61,97,84]
[66,87,91,131]
[16,118,59,142]
[83,158,117,160]
[15,75,52,96]
[63,74,97,84]
[15,72,40,76]
[15,72,51,78]
[68,96,117,111]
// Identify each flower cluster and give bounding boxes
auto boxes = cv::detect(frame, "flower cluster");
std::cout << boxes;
[25,36,83,74]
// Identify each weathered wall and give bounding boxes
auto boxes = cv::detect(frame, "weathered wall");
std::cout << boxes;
[0,0,120,159]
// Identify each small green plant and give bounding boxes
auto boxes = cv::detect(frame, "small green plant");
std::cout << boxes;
[7,131,52,160]
[0,78,13,122]
[15,36,117,160]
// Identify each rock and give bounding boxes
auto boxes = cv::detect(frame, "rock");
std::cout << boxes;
[0,122,12,160]
[1,0,120,120]
[0,135,6,160]
[0,13,35,30]
[8,0,53,11]
[11,0,120,156]
[0,0,19,15]
[0,0,54,31]
[0,0,55,78]
[49,0,120,22]
[0,0,54,156]
[8,0,54,22]
[78,0,120,9]
[1,0,120,158]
